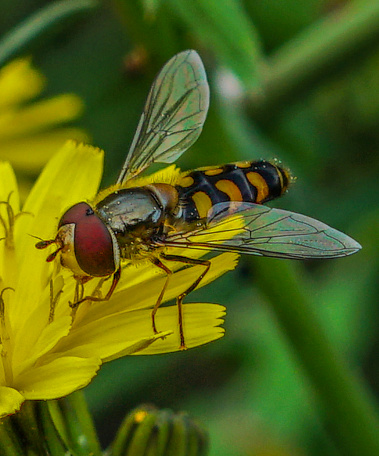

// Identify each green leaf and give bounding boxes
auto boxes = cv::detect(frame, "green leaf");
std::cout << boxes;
[0,0,99,68]
[167,0,263,90]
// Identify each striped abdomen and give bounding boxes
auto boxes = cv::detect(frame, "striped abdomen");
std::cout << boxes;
[176,160,290,223]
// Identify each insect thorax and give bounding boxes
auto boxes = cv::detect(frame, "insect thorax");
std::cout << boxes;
[95,186,177,260]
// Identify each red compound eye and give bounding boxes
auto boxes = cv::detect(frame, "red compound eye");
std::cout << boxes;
[59,202,117,277]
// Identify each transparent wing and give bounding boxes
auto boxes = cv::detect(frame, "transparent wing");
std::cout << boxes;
[117,50,210,184]
[164,202,362,259]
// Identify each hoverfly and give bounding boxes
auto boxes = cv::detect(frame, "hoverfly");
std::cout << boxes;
[36,50,361,348]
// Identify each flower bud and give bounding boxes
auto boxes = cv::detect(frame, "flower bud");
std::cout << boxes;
[110,404,209,456]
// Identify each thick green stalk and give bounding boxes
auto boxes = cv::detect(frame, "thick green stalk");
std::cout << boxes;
[249,1,379,120]
[254,259,379,456]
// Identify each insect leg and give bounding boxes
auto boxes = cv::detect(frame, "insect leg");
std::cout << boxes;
[70,267,122,308]
[150,257,173,335]
[160,253,211,350]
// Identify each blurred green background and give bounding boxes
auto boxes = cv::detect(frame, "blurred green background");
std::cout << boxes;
[1,1,378,455]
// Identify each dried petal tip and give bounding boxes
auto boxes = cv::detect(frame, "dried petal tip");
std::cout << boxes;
[111,404,209,456]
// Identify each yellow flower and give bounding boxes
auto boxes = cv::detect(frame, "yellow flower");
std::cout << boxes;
[0,141,237,418]
[0,58,87,174]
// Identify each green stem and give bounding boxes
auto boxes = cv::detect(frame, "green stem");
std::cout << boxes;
[56,391,102,456]
[254,259,379,456]
[0,0,99,68]
[249,1,379,120]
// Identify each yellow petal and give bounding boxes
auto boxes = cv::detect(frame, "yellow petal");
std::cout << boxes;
[134,303,226,354]
[75,252,238,325]
[0,386,24,418]
[52,303,224,358]
[103,332,173,362]
[48,305,175,360]
[20,140,103,238]
[0,161,18,207]
[0,128,89,172]
[0,94,84,141]
[0,58,44,109]
[48,319,172,361]
[13,316,72,377]
[15,356,101,400]
[0,345,5,384]
[0,162,19,280]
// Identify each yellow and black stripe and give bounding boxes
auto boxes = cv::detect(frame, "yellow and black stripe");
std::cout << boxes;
[177,160,290,222]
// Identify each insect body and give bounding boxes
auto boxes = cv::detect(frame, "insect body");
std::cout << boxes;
[176,160,289,223]
[36,50,361,348]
